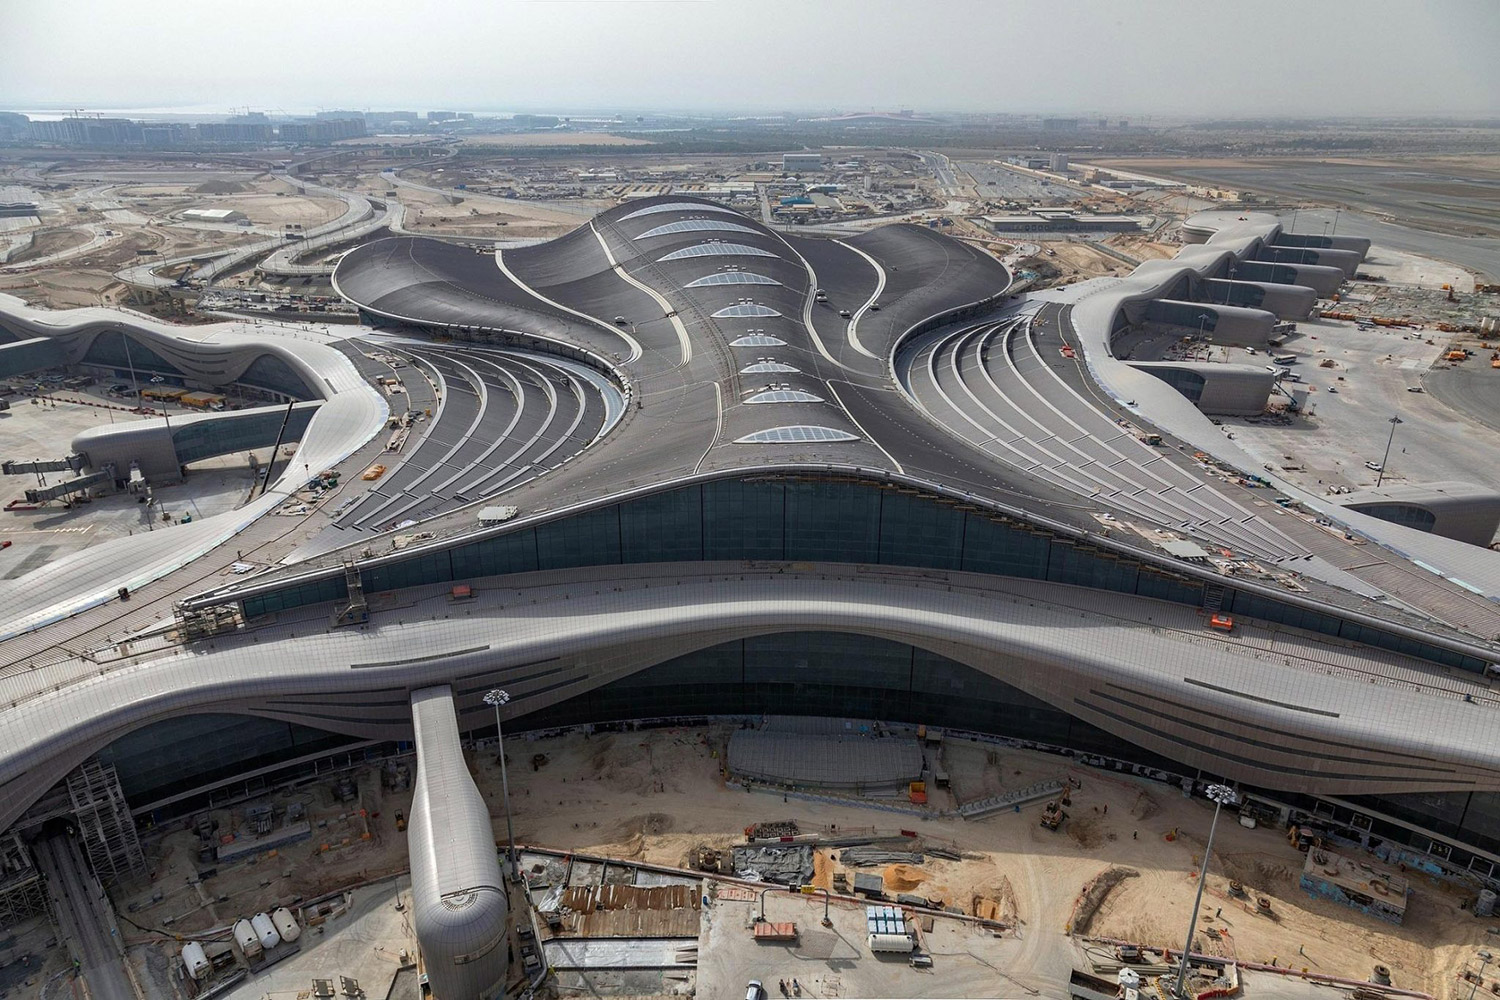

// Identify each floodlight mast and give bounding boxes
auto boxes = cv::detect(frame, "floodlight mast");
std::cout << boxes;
[483,689,518,875]
[1173,784,1237,999]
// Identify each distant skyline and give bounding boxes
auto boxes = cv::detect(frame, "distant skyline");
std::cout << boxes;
[3,0,1498,118]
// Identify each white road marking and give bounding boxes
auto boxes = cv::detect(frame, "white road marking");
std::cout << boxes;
[495,247,645,363]
[834,238,886,360]
[588,223,692,366]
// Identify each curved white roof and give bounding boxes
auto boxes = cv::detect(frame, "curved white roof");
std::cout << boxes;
[0,294,387,640]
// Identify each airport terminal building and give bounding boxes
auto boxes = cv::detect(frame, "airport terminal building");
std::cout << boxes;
[3,198,1500,998]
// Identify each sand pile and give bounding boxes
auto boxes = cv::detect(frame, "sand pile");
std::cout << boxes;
[883,863,929,892]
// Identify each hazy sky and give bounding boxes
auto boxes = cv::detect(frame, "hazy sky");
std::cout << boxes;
[4,0,1498,118]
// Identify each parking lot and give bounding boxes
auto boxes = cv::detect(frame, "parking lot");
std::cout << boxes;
[958,160,1068,202]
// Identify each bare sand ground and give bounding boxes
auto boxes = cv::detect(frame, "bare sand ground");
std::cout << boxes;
[115,726,1491,997]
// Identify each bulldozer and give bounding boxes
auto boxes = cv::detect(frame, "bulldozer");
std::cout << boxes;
[1040,800,1066,831]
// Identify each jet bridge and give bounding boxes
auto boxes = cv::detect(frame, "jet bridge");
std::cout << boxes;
[408,685,509,1000]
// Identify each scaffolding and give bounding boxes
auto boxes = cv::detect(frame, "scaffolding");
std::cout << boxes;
[66,760,147,887]
[177,599,242,641]
[331,560,368,627]
[0,830,48,925]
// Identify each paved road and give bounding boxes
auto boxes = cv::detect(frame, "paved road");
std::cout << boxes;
[898,311,1305,561]
[330,343,614,533]
[1423,362,1500,435]
[35,833,136,1000]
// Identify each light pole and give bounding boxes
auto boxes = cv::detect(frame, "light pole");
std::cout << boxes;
[1377,416,1402,487]
[483,689,518,877]
[1470,950,1494,1000]
[1174,783,1237,1000]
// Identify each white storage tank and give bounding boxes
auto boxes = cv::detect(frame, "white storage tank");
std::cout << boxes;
[251,912,282,950]
[271,906,302,943]
[181,941,209,979]
[867,932,914,954]
[233,919,263,959]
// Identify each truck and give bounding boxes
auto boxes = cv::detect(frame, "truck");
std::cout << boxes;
[178,391,227,411]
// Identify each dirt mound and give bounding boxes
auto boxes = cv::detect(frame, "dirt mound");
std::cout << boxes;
[883,863,929,892]
[1130,790,1159,821]
[620,812,674,838]
[1069,865,1139,935]
[192,180,245,194]
[1067,814,1103,849]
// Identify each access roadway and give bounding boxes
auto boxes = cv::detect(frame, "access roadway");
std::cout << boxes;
[114,174,374,289]
[897,313,1308,562]
[324,340,619,536]
[256,197,402,277]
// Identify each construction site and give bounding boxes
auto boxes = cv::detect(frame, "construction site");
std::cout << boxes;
[4,116,1500,1000]
[3,722,1494,1000]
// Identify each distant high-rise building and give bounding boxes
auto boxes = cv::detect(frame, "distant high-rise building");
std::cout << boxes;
[0,112,29,141]
[29,117,141,146]
[197,121,274,143]
[1049,153,1069,172]
[1041,118,1079,131]
[279,118,366,144]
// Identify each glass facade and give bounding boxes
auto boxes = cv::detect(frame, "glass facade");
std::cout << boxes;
[1350,503,1437,533]
[81,330,182,378]
[236,476,1487,675]
[0,336,66,379]
[240,353,314,400]
[1205,280,1269,309]
[1234,262,1301,286]
[96,713,360,805]
[1142,366,1206,403]
[495,631,1184,773]
[1144,300,1219,331]
[172,406,317,465]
